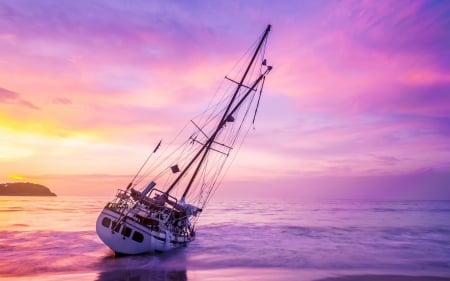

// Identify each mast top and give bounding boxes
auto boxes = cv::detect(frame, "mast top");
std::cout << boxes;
[165,24,272,198]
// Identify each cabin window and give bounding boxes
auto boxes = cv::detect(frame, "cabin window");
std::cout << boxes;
[111,221,121,232]
[101,217,111,228]
[132,231,144,243]
[122,226,132,237]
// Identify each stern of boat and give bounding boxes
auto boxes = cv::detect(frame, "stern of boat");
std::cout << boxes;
[96,209,153,254]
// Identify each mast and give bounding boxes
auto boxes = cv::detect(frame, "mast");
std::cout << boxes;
[181,69,270,199]
[166,24,272,197]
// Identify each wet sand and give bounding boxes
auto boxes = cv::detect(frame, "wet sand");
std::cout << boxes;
[313,275,450,281]
[193,269,450,281]
[1,269,450,281]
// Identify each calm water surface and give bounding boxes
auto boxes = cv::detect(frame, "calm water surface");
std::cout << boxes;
[0,196,449,280]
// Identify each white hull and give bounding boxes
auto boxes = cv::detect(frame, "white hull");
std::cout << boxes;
[96,209,193,255]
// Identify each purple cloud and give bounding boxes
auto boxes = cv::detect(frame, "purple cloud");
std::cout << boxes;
[0,87,39,110]
[52,97,72,105]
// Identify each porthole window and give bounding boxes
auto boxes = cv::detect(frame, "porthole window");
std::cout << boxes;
[101,217,111,228]
[122,226,132,237]
[111,221,121,232]
[132,231,144,243]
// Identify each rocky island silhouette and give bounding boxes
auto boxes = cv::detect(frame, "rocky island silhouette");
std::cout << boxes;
[0,182,57,196]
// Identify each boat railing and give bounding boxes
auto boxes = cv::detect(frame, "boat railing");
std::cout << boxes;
[104,189,134,211]
[107,188,194,237]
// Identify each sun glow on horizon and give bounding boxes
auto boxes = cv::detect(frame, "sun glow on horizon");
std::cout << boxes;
[8,174,25,181]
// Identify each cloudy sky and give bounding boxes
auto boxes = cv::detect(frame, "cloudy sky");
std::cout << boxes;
[1,0,449,198]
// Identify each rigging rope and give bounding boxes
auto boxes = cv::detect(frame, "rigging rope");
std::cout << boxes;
[252,75,266,128]
[129,26,271,215]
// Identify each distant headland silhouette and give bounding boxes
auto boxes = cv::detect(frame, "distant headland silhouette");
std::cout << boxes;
[0,182,57,196]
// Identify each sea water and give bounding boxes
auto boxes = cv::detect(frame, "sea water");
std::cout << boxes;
[0,196,449,280]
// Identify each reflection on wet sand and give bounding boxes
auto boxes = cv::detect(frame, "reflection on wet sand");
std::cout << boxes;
[96,269,187,281]
[313,275,450,281]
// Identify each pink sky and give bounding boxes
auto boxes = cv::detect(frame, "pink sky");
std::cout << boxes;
[1,1,449,199]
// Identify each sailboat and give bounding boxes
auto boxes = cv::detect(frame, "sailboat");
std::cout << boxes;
[96,25,272,255]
